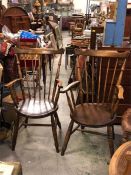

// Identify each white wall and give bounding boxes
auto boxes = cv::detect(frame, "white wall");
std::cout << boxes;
[73,0,87,14]
[2,0,131,11]
[2,0,8,7]
[73,0,131,14]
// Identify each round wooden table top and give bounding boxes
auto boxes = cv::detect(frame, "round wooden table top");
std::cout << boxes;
[2,6,30,33]
[109,141,131,175]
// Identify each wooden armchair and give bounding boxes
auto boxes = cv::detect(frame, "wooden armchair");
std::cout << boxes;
[60,49,130,156]
[4,47,64,152]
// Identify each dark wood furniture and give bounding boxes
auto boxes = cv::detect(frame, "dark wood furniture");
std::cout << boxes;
[69,17,86,38]
[2,7,30,33]
[65,37,90,69]
[124,8,131,37]
[90,26,104,49]
[98,43,131,117]
[122,108,131,142]
[109,141,131,175]
[60,49,130,156]
[4,47,64,152]
[61,15,84,31]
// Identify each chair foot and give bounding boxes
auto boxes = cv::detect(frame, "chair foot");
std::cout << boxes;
[107,125,114,157]
[61,120,74,156]
[51,115,59,153]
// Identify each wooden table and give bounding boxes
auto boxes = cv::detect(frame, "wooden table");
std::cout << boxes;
[71,38,90,48]
[65,37,90,69]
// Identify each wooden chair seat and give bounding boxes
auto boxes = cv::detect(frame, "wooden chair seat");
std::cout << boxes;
[71,103,114,127]
[16,98,58,118]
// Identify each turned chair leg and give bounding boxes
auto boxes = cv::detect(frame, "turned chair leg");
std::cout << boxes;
[24,118,28,128]
[107,125,114,157]
[12,116,19,151]
[122,131,129,143]
[61,120,74,156]
[54,112,61,129]
[51,115,59,153]
[81,125,85,132]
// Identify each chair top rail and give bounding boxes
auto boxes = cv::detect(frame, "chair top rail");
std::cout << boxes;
[75,49,130,58]
[14,47,64,55]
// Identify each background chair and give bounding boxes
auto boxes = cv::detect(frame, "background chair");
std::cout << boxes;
[71,18,86,38]
[54,25,63,49]
[122,108,131,143]
[60,49,129,156]
[109,141,131,175]
[4,47,64,152]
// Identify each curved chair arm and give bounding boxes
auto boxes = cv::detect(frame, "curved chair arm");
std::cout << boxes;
[116,85,124,100]
[4,78,23,88]
[60,81,80,93]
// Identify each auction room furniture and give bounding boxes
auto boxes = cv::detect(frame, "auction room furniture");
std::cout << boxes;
[109,141,131,175]
[60,49,130,156]
[70,17,86,38]
[65,36,90,69]
[122,108,131,143]
[4,47,64,152]
[2,6,30,33]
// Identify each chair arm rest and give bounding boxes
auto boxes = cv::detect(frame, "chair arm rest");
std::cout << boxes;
[60,81,80,93]
[116,85,124,100]
[4,78,22,88]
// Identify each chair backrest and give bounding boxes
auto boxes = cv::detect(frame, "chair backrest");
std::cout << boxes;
[45,32,58,50]
[54,25,63,49]
[74,17,84,25]
[75,49,130,113]
[49,32,58,50]
[109,141,131,175]
[8,47,64,108]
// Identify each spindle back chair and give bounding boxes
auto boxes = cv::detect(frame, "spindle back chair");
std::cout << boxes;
[5,47,64,152]
[60,49,130,156]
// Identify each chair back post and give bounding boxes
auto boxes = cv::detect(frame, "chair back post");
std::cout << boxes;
[52,53,63,105]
